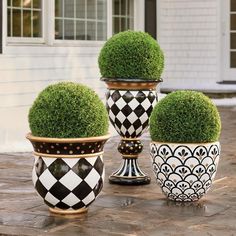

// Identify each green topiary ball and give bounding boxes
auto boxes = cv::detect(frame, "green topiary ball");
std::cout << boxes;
[28,82,109,138]
[150,91,221,143]
[98,30,164,80]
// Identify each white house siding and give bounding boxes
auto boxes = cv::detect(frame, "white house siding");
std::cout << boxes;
[0,45,107,152]
[158,0,222,92]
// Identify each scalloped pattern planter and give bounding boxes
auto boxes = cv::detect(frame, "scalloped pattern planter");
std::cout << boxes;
[150,142,220,201]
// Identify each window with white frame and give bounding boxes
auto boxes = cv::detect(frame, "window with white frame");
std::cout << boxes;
[6,0,136,44]
[7,0,42,38]
[112,0,134,35]
[55,0,107,41]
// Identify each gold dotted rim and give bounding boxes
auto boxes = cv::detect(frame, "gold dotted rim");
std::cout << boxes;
[33,151,104,158]
[26,133,110,143]
[49,207,88,215]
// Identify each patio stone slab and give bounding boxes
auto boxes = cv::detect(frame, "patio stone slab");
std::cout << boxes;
[0,107,235,236]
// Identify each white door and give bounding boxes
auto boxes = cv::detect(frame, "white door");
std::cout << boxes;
[222,0,236,81]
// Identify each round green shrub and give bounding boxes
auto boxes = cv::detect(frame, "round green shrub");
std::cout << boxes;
[98,30,164,80]
[28,82,109,138]
[150,91,221,143]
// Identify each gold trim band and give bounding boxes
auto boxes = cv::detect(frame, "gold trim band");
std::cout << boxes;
[122,154,138,158]
[121,137,139,141]
[26,133,110,143]
[49,207,87,215]
[105,81,158,90]
[33,151,104,158]
[111,175,146,179]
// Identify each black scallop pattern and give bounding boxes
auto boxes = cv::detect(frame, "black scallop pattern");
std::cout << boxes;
[150,143,220,202]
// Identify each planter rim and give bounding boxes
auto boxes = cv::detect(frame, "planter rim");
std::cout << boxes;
[26,133,110,143]
[101,78,162,90]
[100,77,163,83]
[150,140,220,146]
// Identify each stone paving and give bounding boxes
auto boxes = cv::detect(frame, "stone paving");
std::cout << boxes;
[0,107,236,236]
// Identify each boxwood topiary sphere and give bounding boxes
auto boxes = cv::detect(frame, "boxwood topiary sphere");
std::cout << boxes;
[98,30,164,80]
[150,91,221,143]
[28,82,109,138]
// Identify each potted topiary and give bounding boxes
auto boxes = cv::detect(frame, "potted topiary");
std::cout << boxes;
[26,82,109,214]
[98,30,164,185]
[149,90,221,201]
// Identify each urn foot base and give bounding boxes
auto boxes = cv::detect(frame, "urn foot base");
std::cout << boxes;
[109,157,151,185]
[109,175,151,185]
[49,207,88,215]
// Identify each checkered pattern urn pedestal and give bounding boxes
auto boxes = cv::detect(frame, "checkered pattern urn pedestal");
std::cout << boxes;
[27,134,109,214]
[103,79,161,185]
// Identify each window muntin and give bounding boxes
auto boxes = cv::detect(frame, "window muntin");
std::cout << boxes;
[7,0,42,38]
[55,0,107,41]
[112,0,134,35]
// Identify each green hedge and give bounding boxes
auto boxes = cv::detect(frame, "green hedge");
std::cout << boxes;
[28,82,109,138]
[150,91,221,143]
[98,30,164,80]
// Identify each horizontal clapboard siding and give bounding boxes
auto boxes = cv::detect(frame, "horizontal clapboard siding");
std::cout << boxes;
[158,0,219,91]
[0,45,110,151]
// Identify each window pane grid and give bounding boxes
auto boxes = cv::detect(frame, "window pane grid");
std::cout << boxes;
[112,0,134,35]
[55,0,107,41]
[7,0,42,38]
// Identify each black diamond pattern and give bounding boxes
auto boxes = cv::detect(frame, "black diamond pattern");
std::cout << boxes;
[93,177,103,196]
[122,91,134,103]
[123,119,132,129]
[72,181,93,200]
[134,105,146,117]
[146,106,153,116]
[121,105,133,116]
[48,159,70,180]
[44,199,54,208]
[35,157,47,177]
[35,180,48,198]
[32,155,104,211]
[72,201,85,210]
[56,201,70,210]
[114,118,122,130]
[136,91,146,103]
[111,90,122,102]
[109,104,120,116]
[72,158,93,179]
[49,181,71,200]
[133,119,142,130]
[106,90,157,138]
[93,156,104,175]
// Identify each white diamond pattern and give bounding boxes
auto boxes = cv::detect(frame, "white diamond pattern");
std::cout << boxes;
[59,170,82,191]
[106,90,157,138]
[39,169,57,190]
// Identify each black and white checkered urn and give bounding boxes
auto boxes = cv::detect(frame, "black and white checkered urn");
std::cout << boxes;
[27,133,109,214]
[102,78,161,185]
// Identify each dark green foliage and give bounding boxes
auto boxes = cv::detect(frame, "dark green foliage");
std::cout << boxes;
[150,91,221,143]
[28,82,109,138]
[98,30,164,80]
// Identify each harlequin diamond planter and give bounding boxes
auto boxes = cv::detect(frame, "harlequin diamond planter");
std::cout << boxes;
[102,78,161,185]
[150,142,221,201]
[27,133,109,214]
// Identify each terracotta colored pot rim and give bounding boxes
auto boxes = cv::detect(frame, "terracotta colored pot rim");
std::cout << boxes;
[101,78,162,90]
[101,77,163,83]
[150,141,220,146]
[26,133,110,143]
